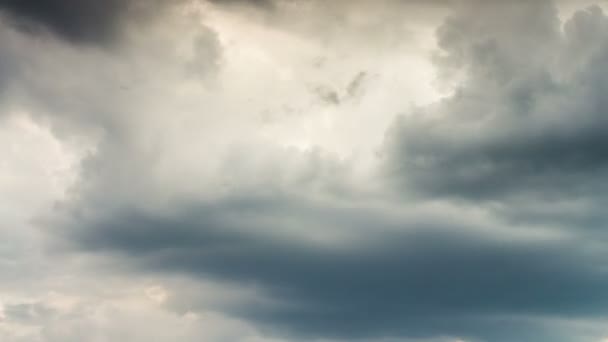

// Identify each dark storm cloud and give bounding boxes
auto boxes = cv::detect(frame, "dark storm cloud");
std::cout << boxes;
[0,0,327,45]
[24,0,608,341]
[55,195,608,342]
[384,1,608,201]
[0,0,445,45]
[0,0,131,43]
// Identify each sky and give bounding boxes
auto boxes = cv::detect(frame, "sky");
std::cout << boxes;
[2,0,608,341]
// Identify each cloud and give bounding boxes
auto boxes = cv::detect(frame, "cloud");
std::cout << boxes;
[0,287,270,342]
[0,0,444,46]
[53,195,608,341]
[0,0,137,44]
[4,0,608,342]
[35,1,608,340]
[384,2,608,202]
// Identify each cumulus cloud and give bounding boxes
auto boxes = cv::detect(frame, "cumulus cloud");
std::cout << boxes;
[51,195,608,341]
[4,1,608,342]
[385,1,608,202]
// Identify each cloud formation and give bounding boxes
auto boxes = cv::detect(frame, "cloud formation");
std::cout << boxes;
[55,196,608,341]
[0,0,136,43]
[385,1,608,202]
[3,1,608,342]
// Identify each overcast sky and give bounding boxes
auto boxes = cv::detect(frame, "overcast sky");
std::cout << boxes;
[2,1,608,341]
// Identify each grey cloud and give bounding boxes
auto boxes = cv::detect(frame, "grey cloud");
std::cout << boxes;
[52,194,608,342]
[0,50,15,103]
[0,5,221,128]
[384,2,608,202]
[0,0,430,45]
[312,85,340,105]
[311,71,370,106]
[6,0,608,341]
[0,0,131,44]
[0,0,202,45]
[41,1,608,341]
[2,302,56,324]
[346,71,368,98]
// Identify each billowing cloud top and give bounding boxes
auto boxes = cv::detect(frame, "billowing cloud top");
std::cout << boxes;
[2,1,608,342]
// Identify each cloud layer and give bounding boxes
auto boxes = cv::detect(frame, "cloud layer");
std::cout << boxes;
[386,1,608,201]
[3,1,608,342]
